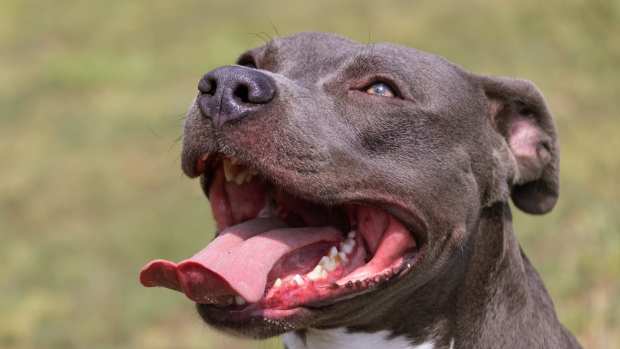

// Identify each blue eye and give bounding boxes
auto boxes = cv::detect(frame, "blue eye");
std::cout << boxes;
[365,82,395,97]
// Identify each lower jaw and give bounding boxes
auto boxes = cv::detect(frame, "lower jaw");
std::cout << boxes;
[198,250,420,325]
[262,256,415,310]
[196,303,312,337]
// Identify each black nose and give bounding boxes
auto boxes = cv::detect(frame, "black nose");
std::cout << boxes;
[196,66,276,127]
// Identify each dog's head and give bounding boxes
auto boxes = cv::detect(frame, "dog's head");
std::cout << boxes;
[140,32,558,338]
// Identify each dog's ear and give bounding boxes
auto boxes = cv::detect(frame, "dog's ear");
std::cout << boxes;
[479,75,559,214]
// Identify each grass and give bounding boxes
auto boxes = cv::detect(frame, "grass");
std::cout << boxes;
[1,0,618,348]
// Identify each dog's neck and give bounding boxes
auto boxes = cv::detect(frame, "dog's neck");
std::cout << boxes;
[284,203,571,349]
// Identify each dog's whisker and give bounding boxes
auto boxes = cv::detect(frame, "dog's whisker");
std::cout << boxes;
[268,20,281,38]
[250,32,271,45]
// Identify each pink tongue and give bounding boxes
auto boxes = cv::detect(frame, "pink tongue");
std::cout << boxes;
[140,218,341,303]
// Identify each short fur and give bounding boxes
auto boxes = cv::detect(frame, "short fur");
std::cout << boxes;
[181,32,581,348]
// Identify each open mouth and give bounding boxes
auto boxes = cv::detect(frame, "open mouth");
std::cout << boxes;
[140,155,421,313]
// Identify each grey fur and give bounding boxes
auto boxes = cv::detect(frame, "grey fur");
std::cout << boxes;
[181,32,580,348]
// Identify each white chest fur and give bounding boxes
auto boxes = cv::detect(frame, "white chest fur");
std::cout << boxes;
[282,328,435,349]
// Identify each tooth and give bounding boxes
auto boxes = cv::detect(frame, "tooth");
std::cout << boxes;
[319,255,337,271]
[223,159,234,182]
[328,246,338,258]
[245,169,258,183]
[319,256,330,266]
[274,278,283,288]
[348,231,356,239]
[234,296,246,305]
[338,252,348,263]
[293,274,304,286]
[307,265,325,280]
[342,241,354,254]
[243,173,253,184]
[322,257,337,271]
[234,170,247,185]
[230,157,239,165]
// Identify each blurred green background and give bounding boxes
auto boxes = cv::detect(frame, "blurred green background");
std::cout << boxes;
[1,0,618,348]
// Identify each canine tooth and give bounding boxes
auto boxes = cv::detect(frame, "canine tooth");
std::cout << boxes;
[234,296,246,305]
[230,157,239,165]
[274,278,283,288]
[223,159,234,182]
[348,231,356,239]
[338,252,348,263]
[293,274,304,286]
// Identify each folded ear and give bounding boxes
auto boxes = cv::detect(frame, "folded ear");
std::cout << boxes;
[479,75,559,214]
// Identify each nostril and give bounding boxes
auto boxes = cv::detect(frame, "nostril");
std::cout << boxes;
[198,77,217,95]
[197,66,276,125]
[233,84,250,103]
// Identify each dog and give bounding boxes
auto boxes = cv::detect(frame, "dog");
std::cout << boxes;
[140,32,582,348]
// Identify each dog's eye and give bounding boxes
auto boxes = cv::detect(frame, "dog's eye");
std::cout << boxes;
[365,82,396,98]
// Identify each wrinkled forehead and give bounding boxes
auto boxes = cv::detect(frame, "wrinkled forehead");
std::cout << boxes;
[239,32,452,85]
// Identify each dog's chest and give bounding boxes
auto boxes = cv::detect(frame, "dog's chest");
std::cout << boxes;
[282,328,435,349]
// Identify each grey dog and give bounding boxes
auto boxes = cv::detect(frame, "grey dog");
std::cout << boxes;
[141,32,581,349]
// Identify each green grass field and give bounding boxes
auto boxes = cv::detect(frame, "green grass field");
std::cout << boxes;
[1,0,618,348]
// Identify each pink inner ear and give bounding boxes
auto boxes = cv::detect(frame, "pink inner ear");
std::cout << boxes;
[508,117,550,182]
[510,118,540,158]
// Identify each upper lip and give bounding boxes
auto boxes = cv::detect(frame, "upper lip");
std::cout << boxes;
[182,149,212,178]
[194,151,428,243]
